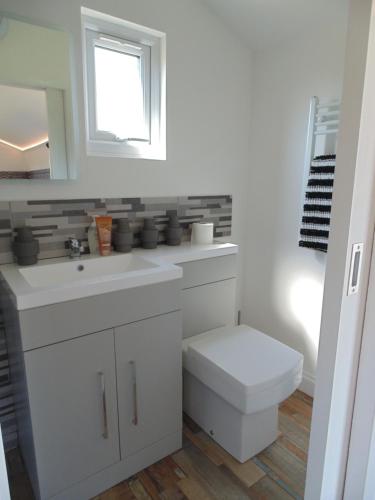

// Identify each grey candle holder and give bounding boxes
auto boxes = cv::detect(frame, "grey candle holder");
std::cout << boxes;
[166,214,183,246]
[113,219,134,253]
[12,227,40,266]
[141,218,159,249]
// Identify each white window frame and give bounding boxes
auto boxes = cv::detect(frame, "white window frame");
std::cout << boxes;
[85,31,151,143]
[82,8,166,160]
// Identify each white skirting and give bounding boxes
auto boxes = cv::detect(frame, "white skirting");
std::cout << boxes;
[183,370,278,463]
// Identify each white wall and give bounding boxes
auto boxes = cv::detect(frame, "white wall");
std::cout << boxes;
[24,144,50,172]
[0,143,26,172]
[0,142,49,172]
[242,18,348,395]
[0,0,252,264]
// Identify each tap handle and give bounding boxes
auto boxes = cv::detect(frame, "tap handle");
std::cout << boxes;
[66,237,83,252]
[69,237,80,249]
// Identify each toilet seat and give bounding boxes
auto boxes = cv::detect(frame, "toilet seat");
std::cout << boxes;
[183,325,303,414]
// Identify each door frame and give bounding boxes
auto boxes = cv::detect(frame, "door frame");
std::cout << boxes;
[305,0,375,498]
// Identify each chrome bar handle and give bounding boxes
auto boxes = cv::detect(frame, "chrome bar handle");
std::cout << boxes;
[129,361,138,426]
[98,371,108,439]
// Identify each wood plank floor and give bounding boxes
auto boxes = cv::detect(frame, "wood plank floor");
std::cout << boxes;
[6,390,312,500]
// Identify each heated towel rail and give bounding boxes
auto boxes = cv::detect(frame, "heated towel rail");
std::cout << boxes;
[299,97,341,252]
[303,96,340,176]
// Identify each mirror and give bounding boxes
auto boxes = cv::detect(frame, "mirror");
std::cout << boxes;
[0,16,74,180]
[0,85,50,179]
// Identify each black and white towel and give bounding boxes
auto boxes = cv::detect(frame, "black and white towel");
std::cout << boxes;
[299,154,336,253]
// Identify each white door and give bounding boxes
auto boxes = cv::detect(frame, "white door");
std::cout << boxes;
[305,0,375,497]
[343,233,375,499]
[115,311,182,458]
[24,329,120,499]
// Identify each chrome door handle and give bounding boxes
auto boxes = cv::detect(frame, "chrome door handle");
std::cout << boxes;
[98,371,108,439]
[129,361,138,426]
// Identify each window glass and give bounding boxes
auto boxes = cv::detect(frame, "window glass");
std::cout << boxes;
[94,45,147,140]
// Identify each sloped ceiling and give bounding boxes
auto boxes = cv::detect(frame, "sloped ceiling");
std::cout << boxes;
[201,0,349,51]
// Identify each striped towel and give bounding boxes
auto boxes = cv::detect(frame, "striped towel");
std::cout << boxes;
[299,154,336,253]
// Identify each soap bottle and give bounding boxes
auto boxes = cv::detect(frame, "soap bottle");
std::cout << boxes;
[87,217,99,255]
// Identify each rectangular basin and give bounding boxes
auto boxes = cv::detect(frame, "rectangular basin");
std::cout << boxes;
[19,254,157,288]
[0,252,182,310]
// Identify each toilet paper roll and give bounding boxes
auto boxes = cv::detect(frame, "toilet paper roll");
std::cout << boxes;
[191,223,214,245]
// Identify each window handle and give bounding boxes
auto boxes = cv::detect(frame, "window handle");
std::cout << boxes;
[115,137,150,143]
[98,35,143,51]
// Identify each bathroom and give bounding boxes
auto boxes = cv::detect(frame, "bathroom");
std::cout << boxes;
[1,0,375,498]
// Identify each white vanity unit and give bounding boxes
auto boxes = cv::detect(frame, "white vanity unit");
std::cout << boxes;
[0,242,238,500]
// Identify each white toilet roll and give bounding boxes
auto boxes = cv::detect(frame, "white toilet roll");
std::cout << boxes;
[191,223,214,245]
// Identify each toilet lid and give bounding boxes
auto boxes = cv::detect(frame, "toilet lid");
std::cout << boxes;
[183,325,303,411]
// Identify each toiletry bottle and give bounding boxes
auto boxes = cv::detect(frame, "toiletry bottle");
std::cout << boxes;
[88,217,99,255]
[96,216,113,256]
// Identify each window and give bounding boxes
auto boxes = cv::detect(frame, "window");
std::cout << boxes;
[82,8,166,160]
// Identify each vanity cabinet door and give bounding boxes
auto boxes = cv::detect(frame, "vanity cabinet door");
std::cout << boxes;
[24,330,120,499]
[115,311,182,458]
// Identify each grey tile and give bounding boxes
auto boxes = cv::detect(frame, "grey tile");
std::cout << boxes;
[121,198,142,205]
[135,210,166,218]
[143,203,178,211]
[142,196,178,204]
[9,201,38,213]
[0,253,13,265]
[209,207,233,214]
[184,209,211,216]
[28,199,101,205]
[67,216,91,224]
[0,238,12,251]
[0,220,11,230]
[104,204,132,211]
[188,195,231,200]
[29,225,59,231]
[178,197,202,206]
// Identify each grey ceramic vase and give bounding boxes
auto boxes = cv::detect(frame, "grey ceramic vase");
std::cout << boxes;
[166,214,183,246]
[141,218,159,249]
[12,227,40,266]
[113,219,134,253]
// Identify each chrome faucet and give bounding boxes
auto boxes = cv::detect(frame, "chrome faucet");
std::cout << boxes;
[66,237,84,259]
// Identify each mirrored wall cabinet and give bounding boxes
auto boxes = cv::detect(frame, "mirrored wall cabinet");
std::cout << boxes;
[0,16,75,180]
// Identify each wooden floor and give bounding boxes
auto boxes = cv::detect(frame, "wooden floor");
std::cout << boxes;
[6,390,312,500]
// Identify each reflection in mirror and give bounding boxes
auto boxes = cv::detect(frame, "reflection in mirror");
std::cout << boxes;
[0,17,74,180]
[0,85,51,179]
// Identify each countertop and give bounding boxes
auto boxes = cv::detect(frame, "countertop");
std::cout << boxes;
[1,241,238,311]
[134,241,238,264]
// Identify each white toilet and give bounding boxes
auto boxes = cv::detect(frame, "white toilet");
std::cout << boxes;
[179,249,304,463]
[182,324,304,463]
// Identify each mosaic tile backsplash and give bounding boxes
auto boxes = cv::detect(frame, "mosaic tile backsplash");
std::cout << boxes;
[0,195,232,264]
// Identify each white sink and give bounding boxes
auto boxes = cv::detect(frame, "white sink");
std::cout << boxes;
[0,252,182,310]
[19,254,157,288]
[0,243,238,311]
